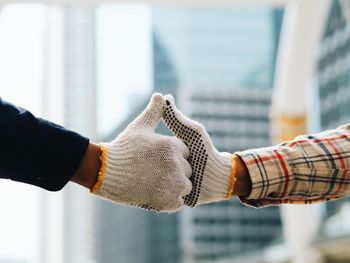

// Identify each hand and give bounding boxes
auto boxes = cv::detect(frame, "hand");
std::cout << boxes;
[162,94,235,207]
[92,93,192,212]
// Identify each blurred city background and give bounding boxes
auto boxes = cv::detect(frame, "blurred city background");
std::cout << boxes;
[0,0,349,262]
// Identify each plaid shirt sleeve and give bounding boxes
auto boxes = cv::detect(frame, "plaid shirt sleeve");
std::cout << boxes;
[235,124,350,208]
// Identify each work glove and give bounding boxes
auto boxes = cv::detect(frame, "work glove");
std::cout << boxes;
[91,93,192,212]
[162,94,236,207]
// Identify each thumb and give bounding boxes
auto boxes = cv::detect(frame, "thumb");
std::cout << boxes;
[163,94,207,138]
[128,92,166,131]
[163,94,211,207]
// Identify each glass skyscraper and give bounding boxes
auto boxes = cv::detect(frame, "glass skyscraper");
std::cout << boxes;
[318,0,350,132]
[152,8,282,91]
[178,88,280,261]
[317,0,350,218]
[152,7,284,262]
[312,2,350,261]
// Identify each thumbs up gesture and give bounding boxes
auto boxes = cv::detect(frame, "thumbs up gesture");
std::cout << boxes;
[92,93,192,212]
[162,94,235,207]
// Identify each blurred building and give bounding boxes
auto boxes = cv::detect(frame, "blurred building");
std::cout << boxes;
[178,88,282,262]
[62,8,98,263]
[152,8,280,91]
[152,7,284,262]
[318,0,350,133]
[40,7,99,263]
[41,5,286,263]
[98,204,151,263]
[316,0,350,262]
[39,6,179,263]
[99,8,182,263]
[318,0,350,217]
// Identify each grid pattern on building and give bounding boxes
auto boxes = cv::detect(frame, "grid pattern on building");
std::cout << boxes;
[99,186,180,263]
[318,0,350,131]
[179,88,281,262]
[99,204,150,263]
[317,0,350,217]
[147,214,181,263]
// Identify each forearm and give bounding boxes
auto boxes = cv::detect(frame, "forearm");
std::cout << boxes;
[0,98,89,191]
[234,124,350,208]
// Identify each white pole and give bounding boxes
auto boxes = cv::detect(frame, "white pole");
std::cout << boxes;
[39,6,65,263]
[271,1,330,263]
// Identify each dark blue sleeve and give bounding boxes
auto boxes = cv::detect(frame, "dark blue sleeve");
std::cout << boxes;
[0,98,89,191]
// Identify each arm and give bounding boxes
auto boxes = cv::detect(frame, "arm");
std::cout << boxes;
[0,97,89,191]
[235,124,350,207]
[163,94,253,206]
[162,94,350,208]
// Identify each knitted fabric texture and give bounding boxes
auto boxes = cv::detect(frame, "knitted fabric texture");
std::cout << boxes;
[163,94,232,207]
[92,93,192,212]
[224,154,237,199]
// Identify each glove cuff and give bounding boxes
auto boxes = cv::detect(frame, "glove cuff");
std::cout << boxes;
[199,151,233,203]
[90,141,134,204]
[225,154,237,199]
[90,144,107,193]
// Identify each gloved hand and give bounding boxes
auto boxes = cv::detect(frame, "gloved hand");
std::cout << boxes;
[91,93,192,212]
[162,94,236,207]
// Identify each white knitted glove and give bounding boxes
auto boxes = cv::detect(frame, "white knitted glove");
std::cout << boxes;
[162,94,236,207]
[92,93,192,212]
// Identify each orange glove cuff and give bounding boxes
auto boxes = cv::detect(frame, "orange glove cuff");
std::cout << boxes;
[90,144,107,193]
[224,154,237,199]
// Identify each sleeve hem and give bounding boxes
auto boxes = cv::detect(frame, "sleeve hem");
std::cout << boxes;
[235,146,295,206]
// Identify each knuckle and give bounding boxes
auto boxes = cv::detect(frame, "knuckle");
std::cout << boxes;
[158,199,178,213]
[195,123,206,133]
[176,178,185,189]
[156,137,173,150]
[166,197,183,212]
[164,156,181,171]
[180,178,192,195]
[152,182,185,212]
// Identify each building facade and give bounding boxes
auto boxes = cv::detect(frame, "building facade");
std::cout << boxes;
[40,7,99,263]
[152,7,284,262]
[177,88,281,262]
[317,0,350,218]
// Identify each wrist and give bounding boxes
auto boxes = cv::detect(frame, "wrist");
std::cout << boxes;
[71,142,102,189]
[233,155,252,197]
